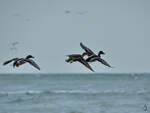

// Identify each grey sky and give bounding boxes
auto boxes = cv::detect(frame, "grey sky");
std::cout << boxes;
[0,0,149,73]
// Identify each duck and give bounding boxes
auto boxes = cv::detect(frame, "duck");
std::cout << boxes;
[3,55,40,70]
[65,54,94,72]
[3,55,34,67]
[13,55,35,66]
[86,51,113,68]
[80,42,113,68]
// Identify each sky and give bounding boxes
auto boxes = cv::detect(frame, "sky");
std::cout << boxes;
[0,0,149,73]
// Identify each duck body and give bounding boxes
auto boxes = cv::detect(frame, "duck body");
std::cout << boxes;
[86,56,112,68]
[66,54,94,72]
[80,42,113,68]
[3,55,40,70]
[13,55,34,67]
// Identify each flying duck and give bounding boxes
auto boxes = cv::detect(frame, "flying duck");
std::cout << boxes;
[65,54,94,72]
[86,51,113,68]
[3,55,40,70]
[80,42,113,68]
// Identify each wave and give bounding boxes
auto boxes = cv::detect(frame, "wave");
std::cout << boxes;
[0,89,150,96]
[8,97,35,103]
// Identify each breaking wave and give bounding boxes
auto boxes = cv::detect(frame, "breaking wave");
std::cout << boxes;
[0,89,150,96]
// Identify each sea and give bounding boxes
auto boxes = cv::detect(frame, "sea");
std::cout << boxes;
[0,73,149,113]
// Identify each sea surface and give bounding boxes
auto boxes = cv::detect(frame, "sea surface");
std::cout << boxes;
[0,73,149,113]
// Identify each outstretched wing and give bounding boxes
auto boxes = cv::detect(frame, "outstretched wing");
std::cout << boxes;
[3,58,18,65]
[80,42,95,56]
[79,58,94,72]
[98,58,112,68]
[67,54,81,58]
[24,59,40,70]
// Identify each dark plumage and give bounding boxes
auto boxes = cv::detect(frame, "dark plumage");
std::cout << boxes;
[3,55,40,70]
[80,42,113,68]
[65,54,94,72]
[80,42,95,56]
[3,58,19,66]
[86,55,112,68]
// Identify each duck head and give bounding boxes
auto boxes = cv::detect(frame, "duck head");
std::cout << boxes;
[98,51,105,57]
[100,51,105,54]
[26,55,35,59]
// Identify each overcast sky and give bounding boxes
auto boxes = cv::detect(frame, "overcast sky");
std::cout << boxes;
[0,0,149,73]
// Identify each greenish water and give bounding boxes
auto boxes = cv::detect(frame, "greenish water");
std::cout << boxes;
[0,73,149,113]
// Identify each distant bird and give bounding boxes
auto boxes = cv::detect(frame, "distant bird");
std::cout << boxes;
[80,42,113,68]
[3,55,40,70]
[11,41,19,46]
[65,10,71,14]
[143,104,148,112]
[76,11,88,15]
[10,47,18,51]
[9,41,19,52]
[66,54,94,72]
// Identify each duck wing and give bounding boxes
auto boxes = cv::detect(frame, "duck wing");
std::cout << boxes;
[67,54,81,58]
[80,42,95,56]
[97,58,112,68]
[3,58,19,65]
[24,59,40,70]
[79,58,94,72]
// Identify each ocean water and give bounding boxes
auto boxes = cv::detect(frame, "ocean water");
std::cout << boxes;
[0,73,149,113]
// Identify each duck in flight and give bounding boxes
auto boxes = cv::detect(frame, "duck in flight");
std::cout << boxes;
[3,55,40,70]
[80,42,113,68]
[65,54,94,72]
